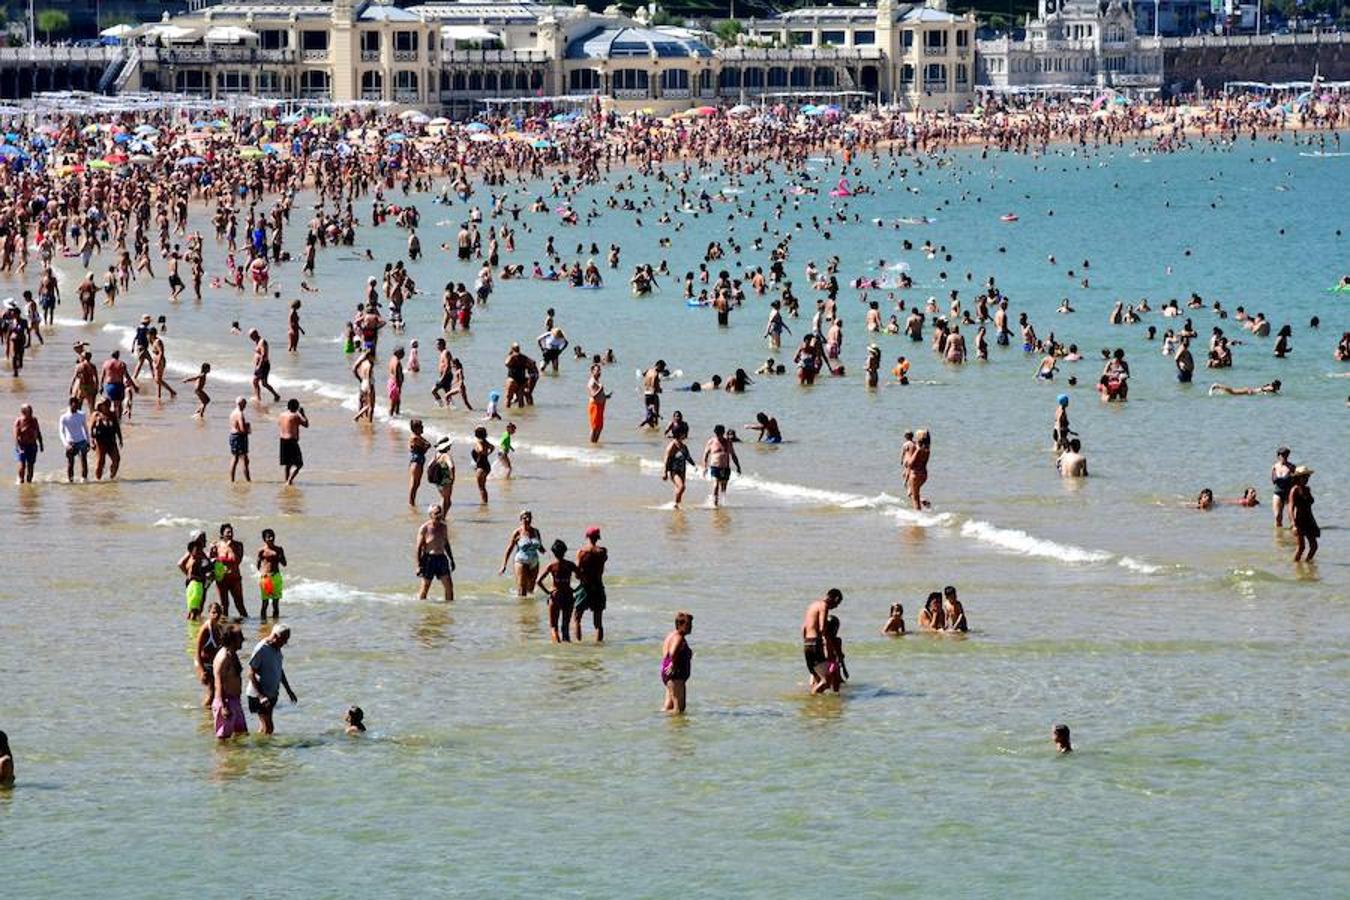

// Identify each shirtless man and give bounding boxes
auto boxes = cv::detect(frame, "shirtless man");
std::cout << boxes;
[13,404,43,484]
[70,351,99,413]
[249,329,281,404]
[802,589,843,694]
[212,626,248,740]
[431,338,454,406]
[228,397,252,482]
[99,350,131,420]
[702,424,741,508]
[277,399,309,485]
[642,360,668,422]
[1057,438,1088,477]
[572,526,609,642]
[414,503,455,602]
[387,347,405,417]
[587,363,610,444]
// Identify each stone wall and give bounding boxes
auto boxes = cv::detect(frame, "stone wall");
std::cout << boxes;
[1162,34,1350,93]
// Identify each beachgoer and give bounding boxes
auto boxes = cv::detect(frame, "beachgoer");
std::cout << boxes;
[661,611,694,714]
[246,624,297,735]
[415,503,455,602]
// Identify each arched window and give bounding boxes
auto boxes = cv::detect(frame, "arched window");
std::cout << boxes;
[813,68,835,87]
[767,66,788,87]
[790,66,810,87]
[361,70,383,100]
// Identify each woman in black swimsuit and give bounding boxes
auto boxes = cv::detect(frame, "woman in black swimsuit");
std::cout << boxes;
[90,399,121,480]
[471,426,492,503]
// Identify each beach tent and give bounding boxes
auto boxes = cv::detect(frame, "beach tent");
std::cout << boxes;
[100,24,138,40]
[204,26,259,43]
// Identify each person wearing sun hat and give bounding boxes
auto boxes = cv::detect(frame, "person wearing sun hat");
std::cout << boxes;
[572,526,609,642]
[1288,465,1320,562]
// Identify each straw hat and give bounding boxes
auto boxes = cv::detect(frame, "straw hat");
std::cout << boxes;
[1293,465,1314,478]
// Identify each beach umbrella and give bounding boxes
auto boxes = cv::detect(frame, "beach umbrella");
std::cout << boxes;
[113,132,133,144]
[262,119,277,130]
[468,132,494,143]
[264,143,285,155]
[82,123,101,135]
[429,117,451,126]
[693,105,717,116]
[465,122,490,132]
[531,138,552,149]
[175,155,205,167]
[398,109,426,121]
[728,104,753,116]
[103,153,128,164]
[135,124,159,136]
[239,146,264,159]
[0,144,26,159]
[310,115,333,125]
[88,159,113,170]
[129,154,154,165]
[280,113,303,125]
[386,132,407,142]
[204,25,259,43]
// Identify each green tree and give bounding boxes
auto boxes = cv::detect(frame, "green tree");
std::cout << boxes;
[36,9,70,43]
[713,19,743,45]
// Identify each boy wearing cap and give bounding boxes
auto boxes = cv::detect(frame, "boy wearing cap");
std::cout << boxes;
[573,527,609,642]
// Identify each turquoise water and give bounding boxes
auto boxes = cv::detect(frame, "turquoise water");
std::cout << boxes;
[1,134,1347,896]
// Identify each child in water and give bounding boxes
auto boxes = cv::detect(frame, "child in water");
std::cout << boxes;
[882,603,906,635]
[483,391,502,421]
[345,706,366,735]
[497,422,516,478]
[817,615,849,694]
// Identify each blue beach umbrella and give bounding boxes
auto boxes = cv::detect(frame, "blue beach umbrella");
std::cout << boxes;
[465,122,490,132]
[175,155,205,166]
[531,138,552,149]
[386,132,407,142]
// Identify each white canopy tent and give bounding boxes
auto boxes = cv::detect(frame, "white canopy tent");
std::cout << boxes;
[143,24,199,43]
[441,25,502,43]
[99,24,139,39]
[204,26,260,43]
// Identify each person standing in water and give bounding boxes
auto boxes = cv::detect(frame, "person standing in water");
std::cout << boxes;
[278,399,309,485]
[228,397,251,483]
[0,730,13,785]
[572,526,609,642]
[661,611,694,714]
[212,626,247,741]
[801,589,843,693]
[415,503,455,602]
[702,424,741,508]
[194,601,225,708]
[1270,446,1294,528]
[587,362,610,444]
[499,510,544,597]
[1288,466,1320,562]
[246,623,297,736]
[537,539,579,643]
[256,528,288,619]
[904,429,931,510]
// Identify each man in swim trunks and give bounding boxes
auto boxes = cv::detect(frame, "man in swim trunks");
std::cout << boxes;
[572,526,609,642]
[70,350,99,413]
[248,329,281,404]
[246,623,297,736]
[642,360,668,421]
[212,626,247,740]
[229,397,251,483]
[802,589,843,693]
[12,403,43,484]
[415,503,455,602]
[99,350,130,420]
[278,399,309,485]
[702,424,741,508]
[256,528,288,619]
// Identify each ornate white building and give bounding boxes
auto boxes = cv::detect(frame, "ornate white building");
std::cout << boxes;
[113,0,977,113]
[976,0,1163,93]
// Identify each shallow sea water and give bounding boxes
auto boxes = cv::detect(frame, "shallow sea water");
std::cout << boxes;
[1,133,1347,897]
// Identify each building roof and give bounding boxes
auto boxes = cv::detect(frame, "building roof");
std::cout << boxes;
[359,5,422,22]
[901,6,963,22]
[409,3,552,24]
[202,2,334,19]
[565,26,713,60]
[775,6,881,22]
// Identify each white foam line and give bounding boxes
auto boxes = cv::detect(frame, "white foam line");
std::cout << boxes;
[960,519,1111,565]
[280,578,415,606]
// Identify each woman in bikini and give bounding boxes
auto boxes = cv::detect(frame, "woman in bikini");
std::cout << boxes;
[537,539,579,643]
[194,601,225,707]
[210,523,247,618]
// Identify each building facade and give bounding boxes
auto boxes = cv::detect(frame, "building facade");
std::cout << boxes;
[976,0,1164,93]
[119,0,978,112]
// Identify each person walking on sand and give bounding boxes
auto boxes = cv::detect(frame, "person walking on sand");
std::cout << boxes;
[661,611,694,714]
[246,624,297,736]
[415,503,455,602]
[278,399,309,485]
